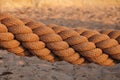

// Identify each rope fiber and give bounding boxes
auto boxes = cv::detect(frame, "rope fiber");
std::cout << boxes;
[0,13,120,66]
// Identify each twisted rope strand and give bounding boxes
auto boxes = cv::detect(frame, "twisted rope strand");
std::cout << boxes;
[20,19,85,65]
[100,30,120,60]
[100,30,120,43]
[0,13,119,66]
[48,24,115,66]
[0,13,56,62]
[0,23,29,56]
[74,28,120,62]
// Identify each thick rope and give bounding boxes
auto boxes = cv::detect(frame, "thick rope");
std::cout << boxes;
[20,18,85,65]
[48,24,115,66]
[0,23,29,56]
[0,13,119,66]
[100,30,120,60]
[0,13,56,62]
[73,28,120,61]
[100,30,120,43]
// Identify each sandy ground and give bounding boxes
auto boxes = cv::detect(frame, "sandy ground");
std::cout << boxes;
[0,50,120,80]
[0,7,120,80]
[10,7,120,30]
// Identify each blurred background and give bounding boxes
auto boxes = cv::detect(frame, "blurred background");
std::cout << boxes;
[0,0,120,29]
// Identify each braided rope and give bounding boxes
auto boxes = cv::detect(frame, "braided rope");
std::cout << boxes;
[0,23,29,56]
[20,18,85,65]
[0,13,56,62]
[73,28,120,62]
[48,24,115,66]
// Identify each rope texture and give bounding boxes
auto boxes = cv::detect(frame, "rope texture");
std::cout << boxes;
[48,24,115,66]
[100,30,120,60]
[0,23,29,56]
[73,28,120,61]
[0,13,56,62]
[0,13,120,66]
[21,18,85,65]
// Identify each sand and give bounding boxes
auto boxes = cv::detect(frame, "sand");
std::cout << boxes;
[9,6,120,30]
[0,50,120,80]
